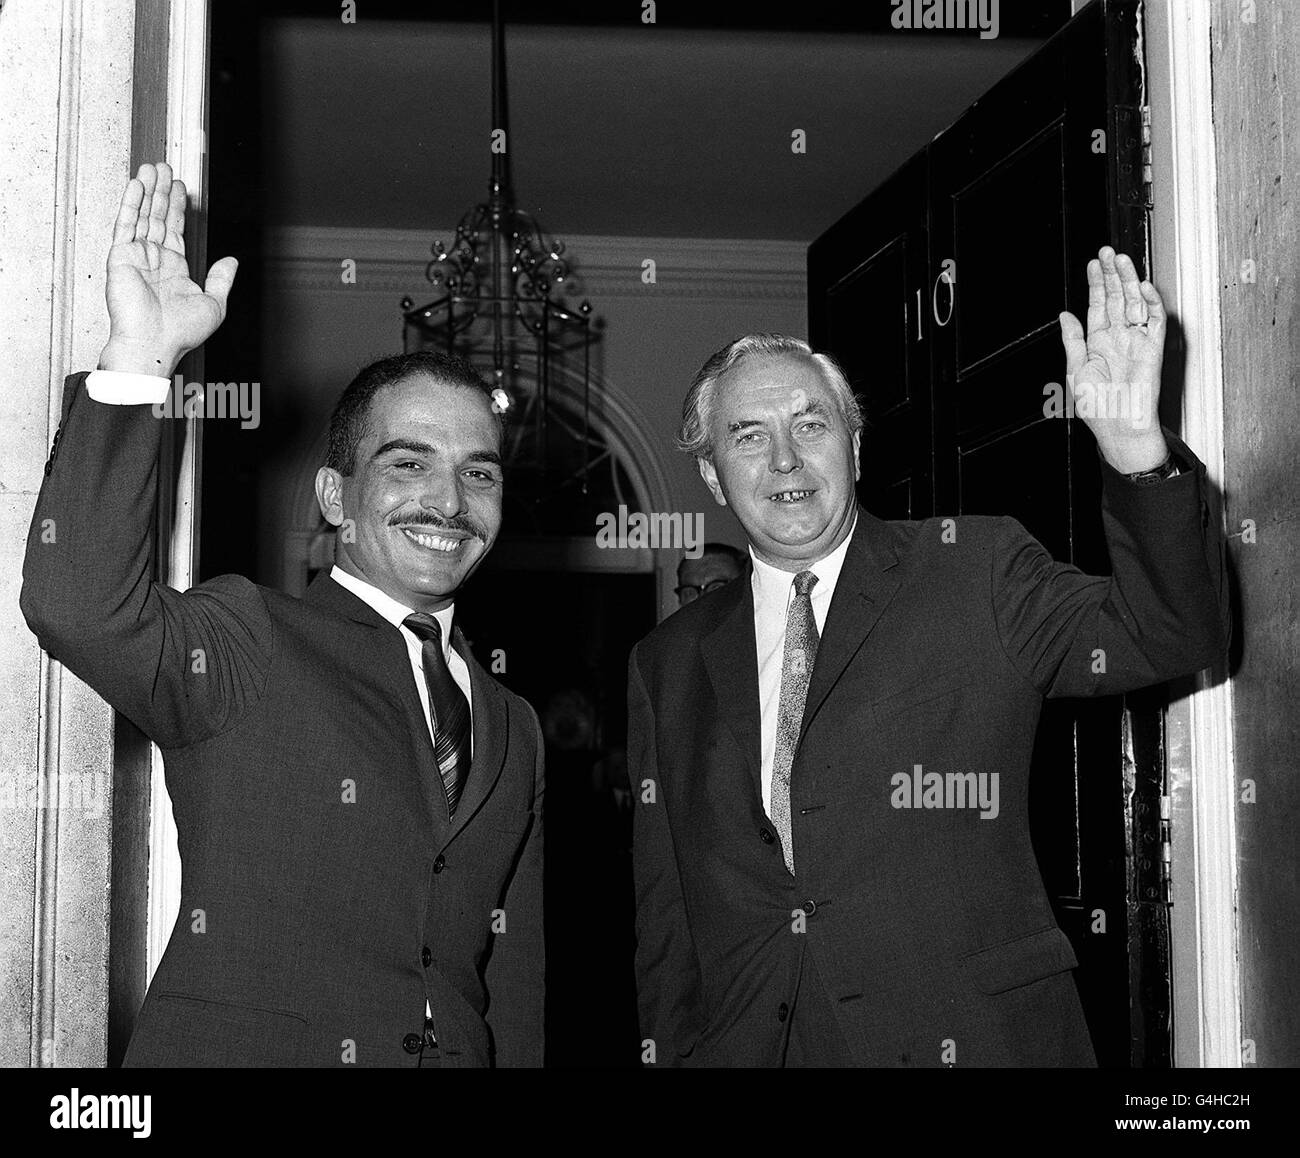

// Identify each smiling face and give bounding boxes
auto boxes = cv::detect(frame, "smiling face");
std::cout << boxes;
[698,353,860,572]
[314,374,503,612]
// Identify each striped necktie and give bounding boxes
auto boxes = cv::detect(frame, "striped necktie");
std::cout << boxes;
[770,570,819,874]
[403,613,470,817]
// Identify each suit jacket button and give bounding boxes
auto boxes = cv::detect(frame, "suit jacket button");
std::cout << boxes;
[402,1033,423,1054]
[801,899,817,916]
[759,828,775,844]
[777,1002,790,1023]
[421,946,432,967]
[433,854,446,874]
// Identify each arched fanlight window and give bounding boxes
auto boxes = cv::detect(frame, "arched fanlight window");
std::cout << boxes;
[493,372,644,539]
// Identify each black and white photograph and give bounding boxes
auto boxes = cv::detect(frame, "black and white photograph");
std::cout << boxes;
[0,0,1294,1142]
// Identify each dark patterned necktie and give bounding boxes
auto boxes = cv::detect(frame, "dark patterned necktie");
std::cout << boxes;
[770,570,819,874]
[403,613,470,817]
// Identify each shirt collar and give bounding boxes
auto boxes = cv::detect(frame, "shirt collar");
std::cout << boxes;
[749,510,858,609]
[329,565,456,655]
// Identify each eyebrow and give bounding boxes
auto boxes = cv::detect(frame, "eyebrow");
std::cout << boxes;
[372,438,434,461]
[371,438,503,468]
[794,399,833,419]
[725,399,834,434]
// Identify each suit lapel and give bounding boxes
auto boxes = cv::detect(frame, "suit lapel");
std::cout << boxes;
[800,508,903,744]
[304,572,453,841]
[700,568,764,802]
[444,627,509,844]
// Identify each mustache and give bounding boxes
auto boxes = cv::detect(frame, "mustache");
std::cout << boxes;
[389,511,486,541]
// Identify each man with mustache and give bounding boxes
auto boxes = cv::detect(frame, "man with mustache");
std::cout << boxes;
[21,163,544,1067]
[628,249,1229,1067]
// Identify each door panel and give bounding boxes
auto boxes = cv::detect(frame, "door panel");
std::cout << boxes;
[956,421,1072,562]
[953,129,1070,373]
[810,153,932,522]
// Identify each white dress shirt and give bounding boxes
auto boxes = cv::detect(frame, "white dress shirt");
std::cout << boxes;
[328,567,474,753]
[749,514,857,816]
[85,368,172,404]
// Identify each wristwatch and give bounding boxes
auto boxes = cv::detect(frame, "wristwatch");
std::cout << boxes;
[1125,453,1183,486]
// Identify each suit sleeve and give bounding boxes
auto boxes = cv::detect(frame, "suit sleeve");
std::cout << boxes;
[483,706,545,1067]
[20,373,273,750]
[991,433,1230,698]
[628,644,707,1066]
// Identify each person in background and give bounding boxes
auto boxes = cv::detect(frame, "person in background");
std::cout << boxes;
[675,542,746,607]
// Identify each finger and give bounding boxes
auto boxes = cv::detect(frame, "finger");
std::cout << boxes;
[203,256,239,316]
[1115,252,1147,324]
[164,179,188,257]
[1058,311,1088,378]
[112,177,145,246]
[1084,258,1107,335]
[135,164,157,242]
[1099,246,1126,329]
[147,161,172,245]
[1140,279,1166,332]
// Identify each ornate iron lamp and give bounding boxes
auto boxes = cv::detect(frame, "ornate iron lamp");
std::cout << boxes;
[401,0,597,502]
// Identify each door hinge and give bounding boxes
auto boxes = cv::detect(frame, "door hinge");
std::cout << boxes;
[1159,792,1172,904]
[1115,104,1153,208]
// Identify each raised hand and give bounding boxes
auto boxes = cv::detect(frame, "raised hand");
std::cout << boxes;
[1058,247,1169,473]
[98,162,238,377]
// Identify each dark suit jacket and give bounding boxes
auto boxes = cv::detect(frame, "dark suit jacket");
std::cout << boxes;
[629,438,1228,1067]
[21,373,544,1067]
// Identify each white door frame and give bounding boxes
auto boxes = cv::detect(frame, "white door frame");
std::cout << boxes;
[145,0,211,985]
[1143,0,1241,1068]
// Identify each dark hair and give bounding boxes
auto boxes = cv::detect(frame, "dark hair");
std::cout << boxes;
[325,350,500,476]
[677,541,748,582]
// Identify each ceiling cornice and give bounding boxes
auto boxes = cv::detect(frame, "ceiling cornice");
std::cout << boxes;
[262,226,808,301]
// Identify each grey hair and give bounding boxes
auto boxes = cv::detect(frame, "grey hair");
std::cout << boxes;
[676,333,863,461]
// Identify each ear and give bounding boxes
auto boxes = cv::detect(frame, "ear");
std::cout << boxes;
[697,456,728,507]
[851,427,862,483]
[315,466,347,527]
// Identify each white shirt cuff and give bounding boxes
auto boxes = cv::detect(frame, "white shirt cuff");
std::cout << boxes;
[85,369,172,405]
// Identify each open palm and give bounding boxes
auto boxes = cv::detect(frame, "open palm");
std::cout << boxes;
[103,162,237,374]
[1057,247,1165,441]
